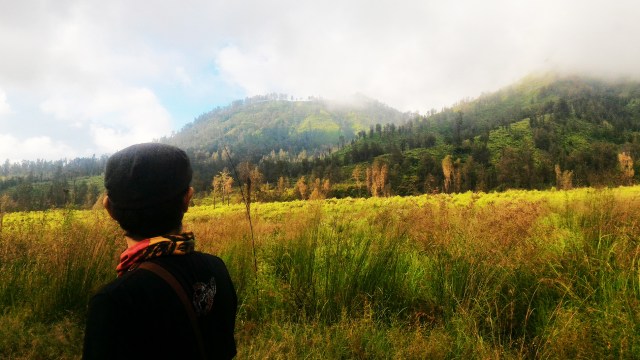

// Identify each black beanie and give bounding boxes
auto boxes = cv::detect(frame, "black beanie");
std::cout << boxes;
[105,143,192,210]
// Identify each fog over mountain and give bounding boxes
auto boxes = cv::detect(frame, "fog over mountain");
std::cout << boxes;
[1,0,640,161]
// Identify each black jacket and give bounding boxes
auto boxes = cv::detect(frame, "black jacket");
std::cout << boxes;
[83,252,237,359]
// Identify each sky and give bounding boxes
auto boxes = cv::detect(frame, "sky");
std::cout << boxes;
[1,0,640,162]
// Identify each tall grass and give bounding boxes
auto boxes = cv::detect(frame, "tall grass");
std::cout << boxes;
[1,187,640,358]
[263,214,411,323]
[0,209,120,359]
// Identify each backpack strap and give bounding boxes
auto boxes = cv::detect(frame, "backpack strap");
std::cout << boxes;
[138,261,206,359]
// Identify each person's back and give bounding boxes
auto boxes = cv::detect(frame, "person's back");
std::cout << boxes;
[83,143,237,359]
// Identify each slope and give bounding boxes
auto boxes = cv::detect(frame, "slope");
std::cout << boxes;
[331,72,640,195]
[163,94,410,159]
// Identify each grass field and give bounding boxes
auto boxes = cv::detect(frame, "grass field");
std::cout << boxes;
[1,187,640,359]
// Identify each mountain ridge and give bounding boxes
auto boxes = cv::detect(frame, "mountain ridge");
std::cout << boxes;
[3,72,640,210]
[162,93,411,159]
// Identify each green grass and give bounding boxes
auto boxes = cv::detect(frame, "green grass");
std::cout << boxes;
[296,111,341,133]
[2,187,640,358]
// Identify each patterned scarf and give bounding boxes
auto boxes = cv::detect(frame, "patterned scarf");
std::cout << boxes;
[116,232,195,277]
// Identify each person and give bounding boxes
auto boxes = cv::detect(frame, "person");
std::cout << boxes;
[83,143,237,360]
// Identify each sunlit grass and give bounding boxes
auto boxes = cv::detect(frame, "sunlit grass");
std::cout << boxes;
[1,186,640,358]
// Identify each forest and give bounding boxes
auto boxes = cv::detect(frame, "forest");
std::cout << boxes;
[2,74,640,211]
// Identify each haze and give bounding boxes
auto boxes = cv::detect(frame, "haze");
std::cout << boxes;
[1,0,639,161]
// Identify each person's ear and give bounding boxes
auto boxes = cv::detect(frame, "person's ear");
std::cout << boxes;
[103,195,116,220]
[183,187,194,212]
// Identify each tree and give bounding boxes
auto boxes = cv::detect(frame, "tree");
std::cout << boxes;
[249,167,264,201]
[454,111,463,146]
[322,179,331,197]
[367,160,389,197]
[211,175,222,208]
[442,155,454,193]
[461,156,477,191]
[296,176,308,200]
[14,181,34,210]
[352,165,363,196]
[277,176,287,199]
[376,163,389,196]
[74,181,89,207]
[222,169,233,205]
[424,174,438,194]
[86,183,101,208]
[211,168,233,206]
[309,178,323,200]
[618,152,634,185]
[496,147,532,189]
[0,193,16,213]
[555,164,573,190]
[553,98,571,122]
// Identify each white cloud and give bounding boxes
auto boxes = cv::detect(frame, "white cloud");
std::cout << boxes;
[40,85,173,154]
[0,1,177,158]
[0,133,76,162]
[175,66,192,86]
[0,88,11,115]
[89,88,173,153]
[2,0,640,161]
[214,0,640,112]
[217,46,277,95]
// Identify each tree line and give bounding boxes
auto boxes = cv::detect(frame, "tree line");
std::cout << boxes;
[3,76,640,211]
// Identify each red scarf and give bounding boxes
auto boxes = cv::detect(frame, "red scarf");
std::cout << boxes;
[116,232,195,277]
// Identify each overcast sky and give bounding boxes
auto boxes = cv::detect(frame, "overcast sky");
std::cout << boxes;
[1,0,639,161]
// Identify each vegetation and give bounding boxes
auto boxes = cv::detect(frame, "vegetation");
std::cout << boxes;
[2,74,640,357]
[173,73,640,198]
[0,157,105,212]
[2,186,640,358]
[163,93,409,159]
[4,74,640,211]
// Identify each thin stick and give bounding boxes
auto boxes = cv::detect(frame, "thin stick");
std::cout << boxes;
[222,145,258,275]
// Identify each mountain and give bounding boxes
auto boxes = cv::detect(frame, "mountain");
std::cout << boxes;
[162,93,411,159]
[4,73,640,211]
[155,73,640,196]
[164,73,640,195]
[332,72,640,195]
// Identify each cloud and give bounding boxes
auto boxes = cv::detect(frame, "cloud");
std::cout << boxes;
[175,66,192,86]
[214,0,640,111]
[40,85,173,153]
[0,88,11,115]
[89,88,173,153]
[2,0,640,161]
[0,133,76,162]
[1,1,176,158]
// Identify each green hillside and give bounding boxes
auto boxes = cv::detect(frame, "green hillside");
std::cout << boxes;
[4,73,640,210]
[163,94,410,157]
[327,73,640,195]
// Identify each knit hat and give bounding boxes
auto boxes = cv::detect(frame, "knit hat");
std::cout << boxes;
[105,143,192,210]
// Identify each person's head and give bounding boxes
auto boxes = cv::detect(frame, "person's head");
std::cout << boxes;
[103,143,194,239]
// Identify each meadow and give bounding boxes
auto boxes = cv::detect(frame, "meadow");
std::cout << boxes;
[1,187,640,359]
